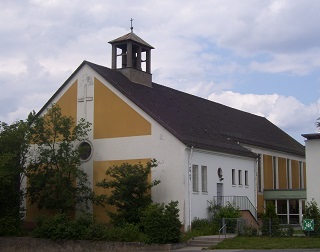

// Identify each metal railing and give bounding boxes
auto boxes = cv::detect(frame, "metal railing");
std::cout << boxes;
[209,196,257,220]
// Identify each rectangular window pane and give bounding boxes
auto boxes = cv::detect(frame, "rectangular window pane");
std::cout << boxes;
[201,166,207,192]
[299,161,304,189]
[277,200,287,214]
[245,170,248,186]
[232,169,235,185]
[273,156,277,189]
[287,159,291,189]
[192,165,199,192]
[238,170,242,185]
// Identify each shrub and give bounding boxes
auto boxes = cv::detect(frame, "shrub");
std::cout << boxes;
[105,223,143,242]
[0,216,22,236]
[191,217,219,235]
[141,201,182,244]
[32,212,143,242]
[261,202,280,237]
[303,199,320,236]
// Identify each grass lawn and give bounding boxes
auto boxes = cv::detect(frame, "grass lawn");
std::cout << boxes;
[210,236,320,250]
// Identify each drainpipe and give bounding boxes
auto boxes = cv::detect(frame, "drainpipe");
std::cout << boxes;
[188,146,194,230]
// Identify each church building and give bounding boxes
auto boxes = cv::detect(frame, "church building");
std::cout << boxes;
[24,29,306,229]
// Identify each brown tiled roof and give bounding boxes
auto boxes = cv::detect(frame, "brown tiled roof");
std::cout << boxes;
[85,61,304,158]
[108,32,154,49]
[39,60,305,158]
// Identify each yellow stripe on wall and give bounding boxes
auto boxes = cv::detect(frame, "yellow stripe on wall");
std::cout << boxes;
[94,78,151,139]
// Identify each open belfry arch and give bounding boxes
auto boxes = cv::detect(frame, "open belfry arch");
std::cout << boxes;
[109,20,154,87]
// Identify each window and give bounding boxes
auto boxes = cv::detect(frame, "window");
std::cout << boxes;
[232,169,236,185]
[192,165,199,192]
[258,154,262,192]
[286,159,291,189]
[78,141,93,162]
[201,166,207,192]
[245,170,248,186]
[238,170,242,185]
[272,156,277,189]
[299,161,304,189]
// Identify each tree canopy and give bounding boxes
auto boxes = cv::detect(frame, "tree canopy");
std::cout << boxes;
[26,104,97,214]
[97,159,160,225]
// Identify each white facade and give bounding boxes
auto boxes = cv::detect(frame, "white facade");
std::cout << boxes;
[305,138,320,204]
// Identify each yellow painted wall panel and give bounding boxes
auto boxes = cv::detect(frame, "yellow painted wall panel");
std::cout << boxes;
[56,81,78,120]
[93,159,151,222]
[94,78,151,139]
[257,194,264,214]
[291,160,299,189]
[263,155,273,189]
[278,157,286,189]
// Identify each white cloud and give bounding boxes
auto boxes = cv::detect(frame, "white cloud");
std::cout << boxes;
[208,91,320,143]
[1,0,320,144]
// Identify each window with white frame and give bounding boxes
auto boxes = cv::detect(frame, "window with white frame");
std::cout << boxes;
[232,169,236,185]
[272,156,277,189]
[286,159,291,189]
[192,165,199,192]
[245,170,248,186]
[201,166,207,192]
[299,161,304,189]
[238,170,242,185]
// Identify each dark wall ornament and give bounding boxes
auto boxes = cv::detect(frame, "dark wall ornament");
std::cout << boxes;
[78,141,93,162]
[217,167,224,181]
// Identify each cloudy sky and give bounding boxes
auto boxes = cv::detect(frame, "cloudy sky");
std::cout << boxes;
[1,0,320,144]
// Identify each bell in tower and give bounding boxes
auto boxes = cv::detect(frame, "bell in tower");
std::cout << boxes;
[109,21,154,87]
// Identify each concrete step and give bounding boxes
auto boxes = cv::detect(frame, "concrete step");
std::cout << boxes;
[187,234,236,247]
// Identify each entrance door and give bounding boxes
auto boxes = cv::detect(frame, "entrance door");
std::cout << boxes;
[217,183,223,206]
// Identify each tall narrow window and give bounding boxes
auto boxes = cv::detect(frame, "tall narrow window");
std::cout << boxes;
[286,159,291,189]
[245,170,248,186]
[258,154,262,192]
[232,169,236,185]
[238,170,242,185]
[201,166,207,192]
[192,165,199,192]
[299,161,304,189]
[272,156,277,189]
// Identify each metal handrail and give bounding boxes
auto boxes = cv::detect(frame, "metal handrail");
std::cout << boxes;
[218,224,227,238]
[209,196,257,220]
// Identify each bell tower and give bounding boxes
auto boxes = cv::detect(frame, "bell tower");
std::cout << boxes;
[109,21,154,87]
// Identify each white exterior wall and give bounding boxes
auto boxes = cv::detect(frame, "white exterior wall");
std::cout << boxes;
[73,67,188,223]
[305,139,320,204]
[188,149,256,222]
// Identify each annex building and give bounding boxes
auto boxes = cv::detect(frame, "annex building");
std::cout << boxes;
[24,30,306,229]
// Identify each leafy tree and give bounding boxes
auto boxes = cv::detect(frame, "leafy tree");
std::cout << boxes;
[0,120,30,235]
[96,159,160,226]
[26,104,97,214]
[316,117,320,130]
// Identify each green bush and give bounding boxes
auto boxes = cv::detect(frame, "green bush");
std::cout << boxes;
[33,214,74,240]
[105,223,143,242]
[32,213,143,242]
[191,217,219,235]
[141,201,182,244]
[261,202,280,237]
[0,216,22,236]
[303,199,320,236]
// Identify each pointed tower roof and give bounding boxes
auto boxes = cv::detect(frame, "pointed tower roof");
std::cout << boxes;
[109,32,154,49]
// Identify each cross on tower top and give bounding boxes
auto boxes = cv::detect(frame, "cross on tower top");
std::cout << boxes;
[130,18,134,33]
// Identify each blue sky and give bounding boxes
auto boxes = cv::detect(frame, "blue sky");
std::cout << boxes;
[0,0,320,144]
